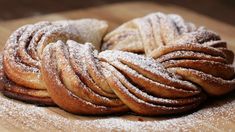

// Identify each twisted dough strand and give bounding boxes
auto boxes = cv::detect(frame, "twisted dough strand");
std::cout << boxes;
[0,12,234,116]
[102,12,197,55]
[41,40,205,115]
[154,43,235,95]
[103,12,235,96]
[1,19,108,105]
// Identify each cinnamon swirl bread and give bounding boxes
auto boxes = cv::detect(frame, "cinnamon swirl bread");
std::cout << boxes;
[1,19,108,105]
[41,40,205,115]
[0,12,234,116]
[103,12,235,97]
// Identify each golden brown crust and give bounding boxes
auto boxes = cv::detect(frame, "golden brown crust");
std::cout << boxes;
[0,53,54,105]
[3,90,54,106]
[103,12,235,97]
[100,61,205,115]
[41,41,129,115]
[40,41,206,115]
[102,12,200,55]
[2,19,108,106]
[1,12,235,116]
[153,43,235,95]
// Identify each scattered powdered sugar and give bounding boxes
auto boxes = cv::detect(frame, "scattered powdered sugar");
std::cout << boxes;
[168,14,189,34]
[99,50,198,92]
[1,15,235,131]
[174,27,221,45]
[156,50,225,63]
[0,92,234,131]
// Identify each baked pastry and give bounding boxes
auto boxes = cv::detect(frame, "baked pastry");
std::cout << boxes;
[0,12,234,116]
[102,12,235,96]
[41,40,205,115]
[1,19,108,105]
[153,34,235,95]
[41,40,129,114]
[102,12,197,55]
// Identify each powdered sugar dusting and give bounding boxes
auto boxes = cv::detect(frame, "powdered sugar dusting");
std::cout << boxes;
[99,50,198,93]
[0,92,234,131]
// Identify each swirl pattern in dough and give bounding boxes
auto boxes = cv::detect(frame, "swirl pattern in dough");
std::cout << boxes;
[102,12,235,97]
[0,12,234,116]
[41,40,205,115]
[1,19,108,105]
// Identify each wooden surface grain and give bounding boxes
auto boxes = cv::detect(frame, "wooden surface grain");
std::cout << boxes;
[0,1,234,131]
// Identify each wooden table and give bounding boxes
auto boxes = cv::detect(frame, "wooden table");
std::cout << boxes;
[0,2,234,131]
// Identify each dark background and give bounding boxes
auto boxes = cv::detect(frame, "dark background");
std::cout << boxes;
[0,0,234,26]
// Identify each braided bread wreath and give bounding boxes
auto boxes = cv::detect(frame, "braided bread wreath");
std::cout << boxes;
[0,12,234,116]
